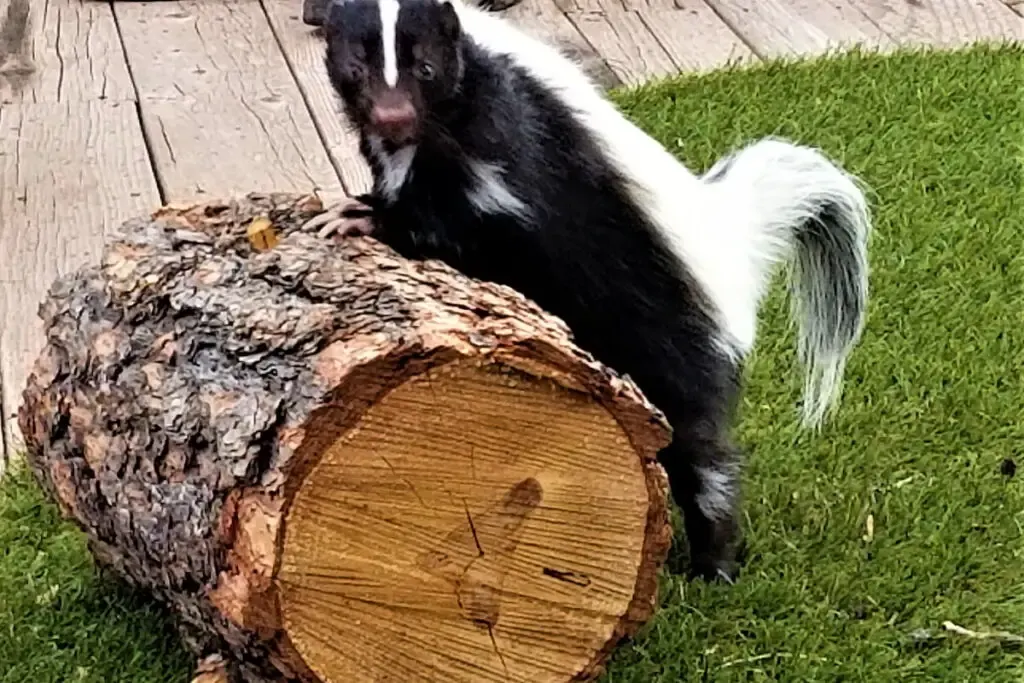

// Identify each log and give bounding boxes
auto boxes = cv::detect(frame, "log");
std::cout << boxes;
[18,193,673,683]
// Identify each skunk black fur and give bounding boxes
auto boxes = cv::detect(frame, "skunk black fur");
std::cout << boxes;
[320,0,871,581]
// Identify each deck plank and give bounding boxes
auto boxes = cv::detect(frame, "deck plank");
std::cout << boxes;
[0,101,161,469]
[115,0,344,202]
[1,0,134,103]
[558,0,678,84]
[261,0,372,194]
[0,0,161,470]
[261,0,371,194]
[702,0,894,58]
[503,0,620,88]
[848,0,1024,47]
[692,0,833,57]
[628,0,758,72]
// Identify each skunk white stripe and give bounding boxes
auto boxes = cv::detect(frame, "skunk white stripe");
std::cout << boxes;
[367,135,415,201]
[449,3,724,309]
[449,1,870,426]
[466,160,531,220]
[695,463,738,522]
[380,0,401,87]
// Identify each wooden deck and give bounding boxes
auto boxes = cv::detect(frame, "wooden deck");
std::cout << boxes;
[1,0,1022,465]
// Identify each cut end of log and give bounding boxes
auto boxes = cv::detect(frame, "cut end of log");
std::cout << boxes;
[18,192,673,683]
[280,359,659,682]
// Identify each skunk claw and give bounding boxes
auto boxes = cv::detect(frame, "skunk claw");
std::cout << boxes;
[317,216,374,239]
[301,198,376,239]
[300,210,338,232]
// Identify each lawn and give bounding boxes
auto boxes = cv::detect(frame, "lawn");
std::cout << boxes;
[2,44,1023,683]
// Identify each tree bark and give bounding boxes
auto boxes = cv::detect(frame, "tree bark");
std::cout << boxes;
[18,193,672,683]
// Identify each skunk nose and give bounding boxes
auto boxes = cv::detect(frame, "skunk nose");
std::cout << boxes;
[369,92,418,145]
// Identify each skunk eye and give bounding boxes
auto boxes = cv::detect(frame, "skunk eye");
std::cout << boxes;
[414,62,436,81]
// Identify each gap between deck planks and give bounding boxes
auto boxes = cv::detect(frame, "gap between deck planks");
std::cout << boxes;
[0,99,161,470]
[558,0,756,84]
[113,0,346,202]
[0,0,162,471]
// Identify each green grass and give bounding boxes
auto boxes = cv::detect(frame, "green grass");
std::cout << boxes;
[0,467,190,682]
[3,44,1023,682]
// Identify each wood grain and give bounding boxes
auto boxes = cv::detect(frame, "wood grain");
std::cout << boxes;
[559,0,678,85]
[847,0,1024,47]
[0,0,134,103]
[703,0,894,58]
[502,0,620,89]
[629,0,758,72]
[0,100,160,469]
[261,0,372,194]
[114,0,344,202]
[281,360,654,682]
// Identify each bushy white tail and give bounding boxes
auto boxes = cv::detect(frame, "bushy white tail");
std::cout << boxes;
[701,138,871,427]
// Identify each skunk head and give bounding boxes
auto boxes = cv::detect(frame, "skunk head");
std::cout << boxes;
[324,0,465,149]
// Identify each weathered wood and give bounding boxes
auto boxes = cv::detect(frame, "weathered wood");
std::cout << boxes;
[0,0,160,471]
[559,0,679,85]
[770,0,895,50]
[113,0,344,202]
[0,0,33,103]
[503,0,621,90]
[19,193,673,683]
[626,0,758,72]
[261,0,374,194]
[702,0,893,58]
[847,0,1024,47]
[0,0,134,104]
[0,100,160,474]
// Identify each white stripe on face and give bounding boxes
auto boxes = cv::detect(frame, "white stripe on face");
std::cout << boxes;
[379,0,401,87]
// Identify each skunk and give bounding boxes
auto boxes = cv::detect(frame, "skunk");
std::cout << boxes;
[309,0,871,581]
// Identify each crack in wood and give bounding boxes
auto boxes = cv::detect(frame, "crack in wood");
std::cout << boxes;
[379,455,427,508]
[485,622,510,680]
[542,566,592,587]
[463,500,486,559]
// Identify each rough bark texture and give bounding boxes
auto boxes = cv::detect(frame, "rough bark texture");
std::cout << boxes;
[18,193,672,683]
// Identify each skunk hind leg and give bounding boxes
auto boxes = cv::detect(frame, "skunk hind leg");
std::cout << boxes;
[661,424,745,583]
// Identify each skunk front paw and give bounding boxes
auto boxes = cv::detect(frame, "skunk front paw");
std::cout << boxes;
[300,197,376,239]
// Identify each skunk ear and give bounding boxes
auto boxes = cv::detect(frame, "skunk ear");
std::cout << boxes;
[439,1,461,41]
